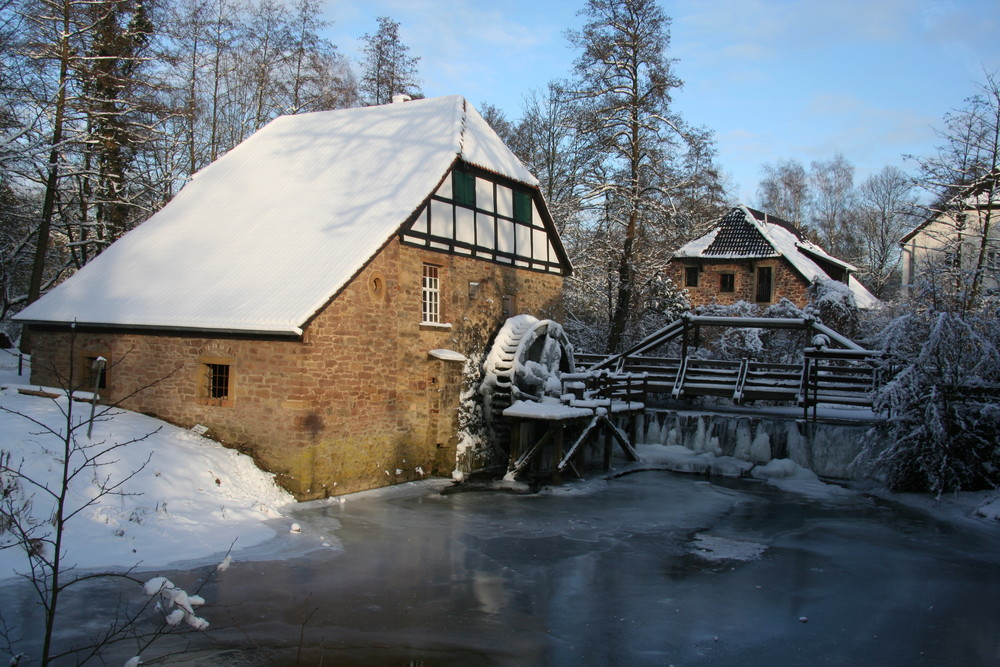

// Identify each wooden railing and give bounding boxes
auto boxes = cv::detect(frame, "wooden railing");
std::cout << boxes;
[573,349,884,417]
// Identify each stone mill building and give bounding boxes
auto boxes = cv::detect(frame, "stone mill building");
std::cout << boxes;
[16,95,572,499]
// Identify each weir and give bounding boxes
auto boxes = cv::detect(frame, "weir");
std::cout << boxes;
[479,314,886,484]
[641,406,874,480]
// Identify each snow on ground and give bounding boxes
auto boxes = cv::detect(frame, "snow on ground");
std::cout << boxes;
[866,486,1000,526]
[0,351,294,581]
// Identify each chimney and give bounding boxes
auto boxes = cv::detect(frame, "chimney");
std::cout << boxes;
[391,94,412,104]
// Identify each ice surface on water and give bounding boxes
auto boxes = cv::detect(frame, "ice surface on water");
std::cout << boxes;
[690,533,767,561]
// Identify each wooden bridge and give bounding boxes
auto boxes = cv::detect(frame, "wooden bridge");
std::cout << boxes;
[575,313,886,419]
[498,314,886,482]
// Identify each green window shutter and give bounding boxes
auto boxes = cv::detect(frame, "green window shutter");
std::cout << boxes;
[513,190,532,223]
[452,170,475,207]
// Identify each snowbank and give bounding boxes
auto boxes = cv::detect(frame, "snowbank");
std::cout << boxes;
[0,353,293,581]
[628,443,854,500]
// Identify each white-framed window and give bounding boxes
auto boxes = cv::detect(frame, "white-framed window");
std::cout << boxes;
[422,264,440,323]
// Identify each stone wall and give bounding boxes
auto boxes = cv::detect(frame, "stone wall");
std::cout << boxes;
[28,238,564,500]
[669,258,811,309]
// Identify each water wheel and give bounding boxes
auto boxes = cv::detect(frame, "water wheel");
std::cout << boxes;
[479,315,576,445]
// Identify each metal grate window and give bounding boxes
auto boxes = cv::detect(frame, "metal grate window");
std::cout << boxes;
[84,356,107,389]
[422,264,440,323]
[206,363,230,399]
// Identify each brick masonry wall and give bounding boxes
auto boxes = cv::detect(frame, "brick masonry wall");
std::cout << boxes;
[668,258,811,309]
[29,238,564,500]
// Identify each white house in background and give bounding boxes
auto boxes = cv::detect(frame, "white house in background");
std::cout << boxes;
[900,169,1000,293]
[15,95,572,499]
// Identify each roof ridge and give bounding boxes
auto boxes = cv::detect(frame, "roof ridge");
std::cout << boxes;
[744,205,802,240]
[457,96,468,157]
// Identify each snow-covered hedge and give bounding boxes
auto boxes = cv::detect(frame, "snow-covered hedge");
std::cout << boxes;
[856,307,1000,495]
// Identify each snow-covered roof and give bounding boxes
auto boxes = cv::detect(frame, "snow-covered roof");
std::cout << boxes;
[900,168,1000,244]
[16,96,540,335]
[674,205,878,308]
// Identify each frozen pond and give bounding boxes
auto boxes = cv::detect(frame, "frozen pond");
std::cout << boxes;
[175,471,998,665]
[6,471,1000,665]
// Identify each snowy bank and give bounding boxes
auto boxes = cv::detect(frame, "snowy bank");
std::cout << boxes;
[622,443,853,500]
[0,353,294,581]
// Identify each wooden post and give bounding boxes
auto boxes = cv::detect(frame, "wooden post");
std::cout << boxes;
[552,425,564,485]
[86,356,106,438]
[508,420,522,472]
[681,319,689,359]
[603,419,613,471]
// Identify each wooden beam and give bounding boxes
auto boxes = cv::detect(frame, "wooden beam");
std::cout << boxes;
[508,425,555,477]
[557,415,601,472]
[600,415,640,462]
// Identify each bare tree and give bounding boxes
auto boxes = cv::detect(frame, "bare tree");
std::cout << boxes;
[509,83,593,235]
[0,339,216,664]
[909,70,1000,308]
[755,158,810,228]
[8,0,166,352]
[856,165,916,299]
[810,153,860,260]
[280,0,355,114]
[357,16,421,106]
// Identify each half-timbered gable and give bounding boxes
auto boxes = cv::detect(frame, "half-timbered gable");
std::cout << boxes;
[402,162,564,275]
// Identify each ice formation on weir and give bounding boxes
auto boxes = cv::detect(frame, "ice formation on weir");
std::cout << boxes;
[640,410,869,479]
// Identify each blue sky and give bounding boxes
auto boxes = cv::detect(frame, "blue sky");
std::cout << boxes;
[325,0,1000,203]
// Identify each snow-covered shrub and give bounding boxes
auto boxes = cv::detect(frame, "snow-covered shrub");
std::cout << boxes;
[144,576,209,630]
[693,301,765,361]
[565,272,689,354]
[807,277,860,339]
[636,274,690,342]
[856,308,1000,495]
[454,352,496,478]
[761,299,811,363]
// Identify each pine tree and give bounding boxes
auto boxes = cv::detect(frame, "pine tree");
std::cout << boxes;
[567,0,717,353]
[358,16,420,106]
